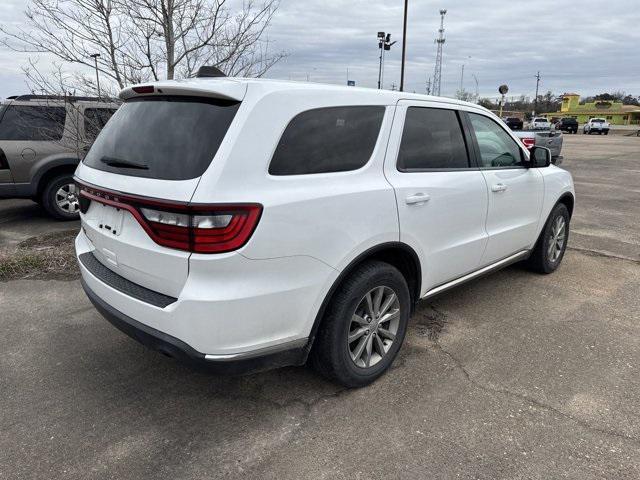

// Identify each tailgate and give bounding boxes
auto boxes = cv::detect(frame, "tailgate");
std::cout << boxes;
[75,93,241,297]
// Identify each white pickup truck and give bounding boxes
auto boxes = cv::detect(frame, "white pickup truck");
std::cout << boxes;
[583,118,610,135]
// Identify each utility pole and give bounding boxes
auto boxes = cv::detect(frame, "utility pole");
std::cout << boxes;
[534,71,541,115]
[426,76,432,95]
[459,63,464,92]
[400,0,408,91]
[432,9,446,97]
[90,53,101,98]
[472,74,479,102]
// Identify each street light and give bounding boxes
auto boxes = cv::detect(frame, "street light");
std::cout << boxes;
[377,32,396,89]
[90,53,101,98]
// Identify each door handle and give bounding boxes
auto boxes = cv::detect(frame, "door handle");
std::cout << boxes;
[491,183,508,193]
[405,193,430,205]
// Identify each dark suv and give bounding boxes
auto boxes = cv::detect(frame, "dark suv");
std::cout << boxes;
[555,117,578,134]
[0,95,118,219]
[503,117,523,130]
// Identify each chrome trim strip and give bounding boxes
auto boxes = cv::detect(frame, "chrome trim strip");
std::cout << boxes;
[204,338,308,362]
[422,250,530,299]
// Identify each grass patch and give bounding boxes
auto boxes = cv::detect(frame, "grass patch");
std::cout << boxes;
[0,230,79,281]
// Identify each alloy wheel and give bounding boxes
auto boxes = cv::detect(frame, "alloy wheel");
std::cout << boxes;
[547,215,566,263]
[348,286,400,368]
[55,183,79,214]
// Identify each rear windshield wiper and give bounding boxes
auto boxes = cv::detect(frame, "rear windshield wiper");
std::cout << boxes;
[100,156,149,170]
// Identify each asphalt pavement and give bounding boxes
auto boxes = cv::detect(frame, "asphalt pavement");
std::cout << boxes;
[1,134,639,479]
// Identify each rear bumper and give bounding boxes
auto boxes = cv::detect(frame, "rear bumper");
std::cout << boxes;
[81,277,310,374]
[76,228,336,371]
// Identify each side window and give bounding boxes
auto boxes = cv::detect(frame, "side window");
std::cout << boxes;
[397,107,469,170]
[269,106,385,175]
[0,106,67,141]
[84,108,117,142]
[468,113,523,168]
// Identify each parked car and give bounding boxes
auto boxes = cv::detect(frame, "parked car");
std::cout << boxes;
[503,117,523,130]
[0,95,119,219]
[530,117,551,129]
[74,76,575,387]
[555,117,578,134]
[583,118,610,135]
[513,129,564,165]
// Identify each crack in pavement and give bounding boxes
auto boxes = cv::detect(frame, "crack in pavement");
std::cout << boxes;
[431,340,640,447]
[567,246,640,264]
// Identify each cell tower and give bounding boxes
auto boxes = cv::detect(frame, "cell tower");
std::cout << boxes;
[432,9,446,97]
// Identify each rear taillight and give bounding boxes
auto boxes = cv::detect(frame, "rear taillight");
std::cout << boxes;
[520,137,535,150]
[78,183,262,253]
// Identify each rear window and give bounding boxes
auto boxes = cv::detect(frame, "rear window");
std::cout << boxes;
[0,105,66,141]
[83,96,240,180]
[534,118,547,122]
[592,119,605,123]
[268,106,385,175]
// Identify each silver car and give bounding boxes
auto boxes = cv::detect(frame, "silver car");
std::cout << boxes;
[0,95,119,219]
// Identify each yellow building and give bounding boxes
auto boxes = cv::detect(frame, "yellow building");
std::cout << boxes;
[548,93,640,125]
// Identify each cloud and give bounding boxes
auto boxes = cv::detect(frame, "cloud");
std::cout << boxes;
[1,0,639,98]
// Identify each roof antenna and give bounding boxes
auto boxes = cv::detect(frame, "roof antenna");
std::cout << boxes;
[196,66,226,78]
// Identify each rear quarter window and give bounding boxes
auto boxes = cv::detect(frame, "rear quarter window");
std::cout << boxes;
[0,105,67,141]
[268,106,385,175]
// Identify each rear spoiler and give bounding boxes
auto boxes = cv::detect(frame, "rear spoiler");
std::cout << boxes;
[119,79,247,102]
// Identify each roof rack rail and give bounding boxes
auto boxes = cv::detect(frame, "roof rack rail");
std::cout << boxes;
[6,94,116,102]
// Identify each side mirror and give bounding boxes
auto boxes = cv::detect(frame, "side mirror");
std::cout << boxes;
[529,146,551,168]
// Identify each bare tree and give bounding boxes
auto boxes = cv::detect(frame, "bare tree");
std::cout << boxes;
[1,0,285,91]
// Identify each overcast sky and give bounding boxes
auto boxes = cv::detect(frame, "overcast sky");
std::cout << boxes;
[1,0,639,99]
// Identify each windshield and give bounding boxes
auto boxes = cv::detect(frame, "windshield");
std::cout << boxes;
[592,119,605,123]
[83,96,240,180]
[534,118,547,122]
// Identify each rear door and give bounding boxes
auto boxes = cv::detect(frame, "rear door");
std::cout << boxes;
[463,111,544,264]
[76,94,241,297]
[384,101,489,292]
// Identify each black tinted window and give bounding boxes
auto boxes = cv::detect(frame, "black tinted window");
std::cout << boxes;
[84,108,117,142]
[397,107,469,170]
[83,96,239,180]
[468,113,523,168]
[0,105,66,141]
[269,106,384,175]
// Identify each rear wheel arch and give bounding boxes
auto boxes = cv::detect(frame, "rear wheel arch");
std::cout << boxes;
[307,242,421,349]
[34,160,79,199]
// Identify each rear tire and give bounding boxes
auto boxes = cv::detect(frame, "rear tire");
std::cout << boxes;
[526,203,570,274]
[41,174,80,221]
[310,260,411,388]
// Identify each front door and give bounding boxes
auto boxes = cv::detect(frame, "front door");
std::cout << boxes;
[384,101,489,293]
[464,111,544,264]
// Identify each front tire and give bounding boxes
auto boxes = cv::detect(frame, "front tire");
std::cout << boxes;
[41,174,80,221]
[526,203,570,274]
[310,261,411,388]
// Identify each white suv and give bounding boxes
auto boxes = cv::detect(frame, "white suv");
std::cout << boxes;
[75,76,575,387]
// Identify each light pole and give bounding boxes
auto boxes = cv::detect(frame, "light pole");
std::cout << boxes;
[377,32,396,89]
[400,0,408,91]
[90,53,101,98]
